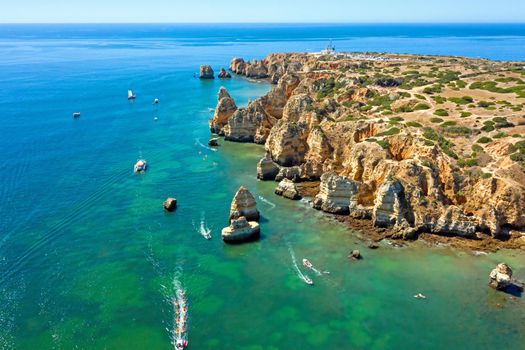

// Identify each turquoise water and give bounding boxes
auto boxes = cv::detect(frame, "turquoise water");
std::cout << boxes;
[0,24,524,349]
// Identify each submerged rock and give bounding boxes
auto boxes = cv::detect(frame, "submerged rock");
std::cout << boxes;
[229,186,260,223]
[489,263,513,291]
[221,216,260,243]
[257,152,280,180]
[208,138,219,147]
[163,198,177,212]
[199,65,214,79]
[349,250,362,260]
[218,67,232,79]
[275,179,301,200]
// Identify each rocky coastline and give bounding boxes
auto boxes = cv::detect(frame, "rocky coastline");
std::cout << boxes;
[209,52,525,251]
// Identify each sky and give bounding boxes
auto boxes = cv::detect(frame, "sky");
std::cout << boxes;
[1,0,524,23]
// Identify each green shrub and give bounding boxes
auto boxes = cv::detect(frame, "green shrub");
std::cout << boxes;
[406,121,422,128]
[434,109,449,117]
[493,132,508,139]
[472,144,484,152]
[414,94,426,100]
[477,136,492,144]
[431,117,444,123]
[441,121,457,127]
[457,158,479,168]
[432,95,447,104]
[377,127,401,137]
[414,103,430,110]
[460,112,472,118]
[448,96,473,105]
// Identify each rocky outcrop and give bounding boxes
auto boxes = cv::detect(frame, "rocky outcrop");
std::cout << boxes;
[349,250,361,260]
[433,206,476,238]
[199,65,214,79]
[257,152,280,180]
[489,263,513,290]
[275,166,301,182]
[266,120,309,166]
[163,198,177,212]
[218,68,231,79]
[209,87,237,134]
[372,180,410,228]
[219,52,525,243]
[229,186,260,223]
[313,172,359,215]
[208,138,219,147]
[221,216,260,243]
[275,179,301,200]
[230,58,246,74]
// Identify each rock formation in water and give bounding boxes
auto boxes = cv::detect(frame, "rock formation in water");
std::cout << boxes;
[257,151,280,180]
[275,178,301,200]
[163,198,177,212]
[199,65,214,79]
[218,67,232,79]
[213,52,525,245]
[229,186,260,223]
[208,137,219,146]
[209,87,237,134]
[489,263,513,290]
[222,216,260,243]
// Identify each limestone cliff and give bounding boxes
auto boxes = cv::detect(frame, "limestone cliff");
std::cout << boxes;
[212,53,525,243]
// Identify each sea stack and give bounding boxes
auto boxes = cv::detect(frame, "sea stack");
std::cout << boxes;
[163,198,177,212]
[209,87,237,134]
[221,216,260,243]
[200,65,214,79]
[229,186,260,223]
[218,67,232,79]
[489,263,513,291]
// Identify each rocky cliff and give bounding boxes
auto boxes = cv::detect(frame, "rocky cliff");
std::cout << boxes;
[210,52,525,245]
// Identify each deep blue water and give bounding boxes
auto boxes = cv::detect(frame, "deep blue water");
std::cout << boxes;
[0,24,524,349]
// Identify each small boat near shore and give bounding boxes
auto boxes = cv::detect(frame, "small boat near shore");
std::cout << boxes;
[134,159,147,173]
[128,89,136,100]
[73,112,81,119]
[153,98,159,104]
[303,275,314,285]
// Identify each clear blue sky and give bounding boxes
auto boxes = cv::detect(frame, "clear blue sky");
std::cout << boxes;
[2,0,524,23]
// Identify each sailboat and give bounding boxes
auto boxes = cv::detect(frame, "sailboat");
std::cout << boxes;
[128,90,136,100]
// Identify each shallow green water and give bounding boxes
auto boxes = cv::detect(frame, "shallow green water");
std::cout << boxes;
[0,25,524,350]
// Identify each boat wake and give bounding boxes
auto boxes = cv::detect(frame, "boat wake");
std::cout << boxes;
[287,244,313,286]
[193,215,212,240]
[194,138,217,152]
[167,274,188,349]
[258,195,276,210]
[302,258,328,276]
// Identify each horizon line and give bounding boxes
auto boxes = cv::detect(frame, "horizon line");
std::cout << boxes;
[1,21,525,25]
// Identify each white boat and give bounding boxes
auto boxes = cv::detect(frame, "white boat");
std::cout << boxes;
[128,90,136,100]
[303,275,314,285]
[134,159,147,173]
[302,259,312,268]
[153,98,159,104]
[73,112,81,118]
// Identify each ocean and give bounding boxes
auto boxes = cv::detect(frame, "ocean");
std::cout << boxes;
[0,24,524,349]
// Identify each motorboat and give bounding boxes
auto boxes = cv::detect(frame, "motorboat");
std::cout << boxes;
[303,275,314,285]
[73,112,81,118]
[175,338,187,350]
[302,259,313,269]
[153,98,159,104]
[128,90,136,100]
[134,159,147,173]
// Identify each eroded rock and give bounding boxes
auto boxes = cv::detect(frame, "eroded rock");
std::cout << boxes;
[221,216,260,243]
[275,179,301,200]
[199,65,214,79]
[229,186,260,223]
